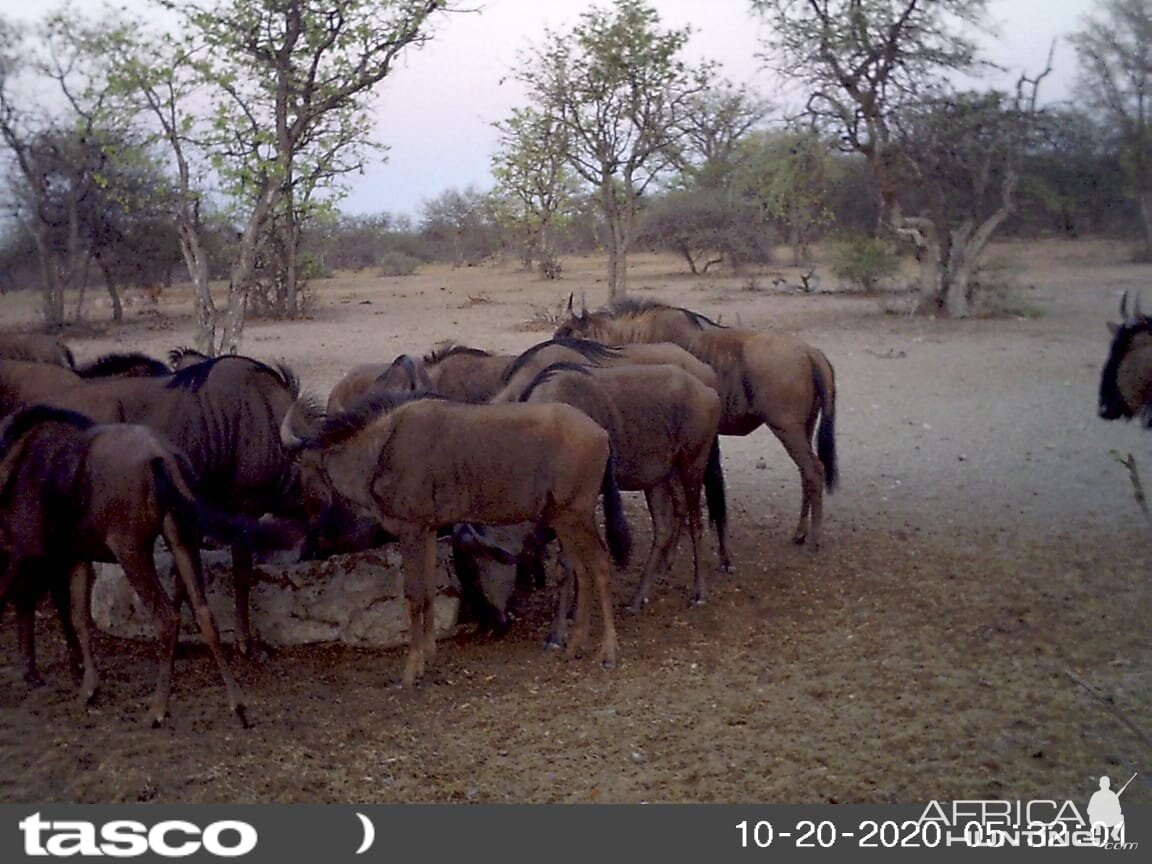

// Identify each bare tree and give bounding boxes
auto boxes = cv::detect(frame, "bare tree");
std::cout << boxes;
[752,0,1044,316]
[1071,0,1152,259]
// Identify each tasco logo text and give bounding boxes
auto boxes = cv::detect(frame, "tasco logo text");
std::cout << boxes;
[18,813,258,857]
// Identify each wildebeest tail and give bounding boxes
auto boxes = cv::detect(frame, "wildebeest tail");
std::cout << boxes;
[812,353,838,492]
[600,453,632,569]
[150,457,303,552]
[703,436,727,533]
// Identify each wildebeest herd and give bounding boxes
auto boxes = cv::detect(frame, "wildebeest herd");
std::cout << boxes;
[1,288,1139,728]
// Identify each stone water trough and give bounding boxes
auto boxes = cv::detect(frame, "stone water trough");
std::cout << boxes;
[90,541,468,650]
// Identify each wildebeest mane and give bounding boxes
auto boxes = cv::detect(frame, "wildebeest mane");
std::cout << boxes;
[605,297,725,329]
[518,362,593,403]
[317,389,449,446]
[423,343,491,366]
[76,352,172,379]
[0,404,96,461]
[500,338,620,384]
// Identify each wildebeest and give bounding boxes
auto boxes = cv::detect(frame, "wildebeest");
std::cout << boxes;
[280,389,631,685]
[1,355,324,657]
[1099,292,1152,424]
[0,406,296,726]
[0,358,85,418]
[326,355,433,414]
[0,333,75,368]
[556,297,838,550]
[493,360,725,616]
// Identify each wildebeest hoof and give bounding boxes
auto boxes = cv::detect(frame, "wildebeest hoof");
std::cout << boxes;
[23,671,47,689]
[544,637,564,652]
[690,595,707,606]
[238,641,273,663]
[626,597,648,614]
[234,705,251,730]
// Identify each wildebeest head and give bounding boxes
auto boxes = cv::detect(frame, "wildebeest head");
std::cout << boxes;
[1099,291,1152,424]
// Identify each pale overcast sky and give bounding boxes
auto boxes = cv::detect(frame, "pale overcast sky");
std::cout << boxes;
[0,0,1099,218]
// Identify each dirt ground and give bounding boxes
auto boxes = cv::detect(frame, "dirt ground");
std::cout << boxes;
[0,238,1150,805]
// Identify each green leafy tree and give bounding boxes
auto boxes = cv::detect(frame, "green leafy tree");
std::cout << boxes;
[507,0,714,297]
[142,0,450,353]
[491,106,581,278]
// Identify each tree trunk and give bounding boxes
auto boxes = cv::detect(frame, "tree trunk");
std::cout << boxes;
[1139,189,1152,261]
[215,185,280,354]
[176,217,218,356]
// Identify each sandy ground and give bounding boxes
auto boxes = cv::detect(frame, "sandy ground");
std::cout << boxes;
[0,238,1149,805]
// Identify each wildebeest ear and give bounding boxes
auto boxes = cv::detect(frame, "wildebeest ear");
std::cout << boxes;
[1108,321,1121,335]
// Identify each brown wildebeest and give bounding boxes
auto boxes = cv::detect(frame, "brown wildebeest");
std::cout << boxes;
[280,390,632,685]
[0,406,296,726]
[493,360,725,618]
[1099,291,1152,424]
[556,297,838,550]
[0,333,75,368]
[326,355,433,413]
[0,358,85,418]
[4,355,324,657]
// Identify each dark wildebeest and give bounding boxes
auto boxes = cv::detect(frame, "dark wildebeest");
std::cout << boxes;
[493,360,725,617]
[0,333,75,368]
[1099,292,1152,425]
[280,390,632,685]
[0,406,295,726]
[556,297,838,550]
[4,355,322,657]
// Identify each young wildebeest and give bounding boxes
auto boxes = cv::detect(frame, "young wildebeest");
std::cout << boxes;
[281,390,632,685]
[1099,292,1152,425]
[493,361,725,618]
[556,297,838,550]
[0,406,295,726]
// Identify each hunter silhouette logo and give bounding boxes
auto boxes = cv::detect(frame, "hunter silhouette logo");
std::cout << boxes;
[1088,773,1137,844]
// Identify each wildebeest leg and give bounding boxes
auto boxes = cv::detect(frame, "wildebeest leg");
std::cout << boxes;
[231,544,268,661]
[545,554,576,650]
[556,516,617,669]
[772,423,825,551]
[1,560,46,687]
[166,516,247,727]
[112,543,181,727]
[398,531,437,687]
[628,483,678,613]
[68,563,99,704]
[675,474,706,605]
[47,564,86,687]
[15,594,45,688]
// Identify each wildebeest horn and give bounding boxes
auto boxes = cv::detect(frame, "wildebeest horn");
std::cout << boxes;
[1136,291,1145,320]
[580,291,588,318]
[279,399,317,452]
[566,292,574,314]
